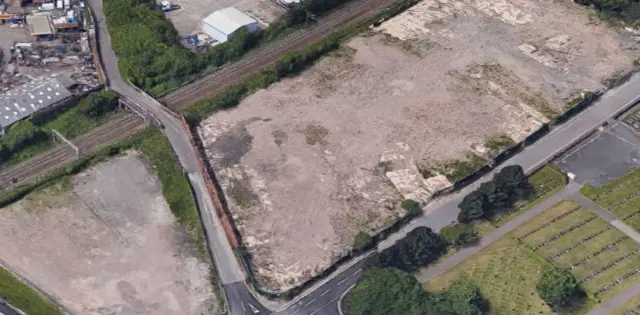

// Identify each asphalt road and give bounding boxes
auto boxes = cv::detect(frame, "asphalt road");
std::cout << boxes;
[0,300,20,315]
[87,0,640,313]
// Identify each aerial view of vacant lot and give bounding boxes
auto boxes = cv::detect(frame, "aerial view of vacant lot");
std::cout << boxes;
[0,154,217,314]
[198,0,638,291]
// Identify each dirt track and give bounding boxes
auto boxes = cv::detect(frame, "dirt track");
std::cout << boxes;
[159,0,399,110]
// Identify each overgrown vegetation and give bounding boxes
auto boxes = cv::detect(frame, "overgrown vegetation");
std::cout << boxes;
[353,231,373,250]
[347,267,485,315]
[0,90,119,167]
[457,165,533,223]
[0,266,63,315]
[104,0,358,96]
[484,134,515,151]
[575,0,640,26]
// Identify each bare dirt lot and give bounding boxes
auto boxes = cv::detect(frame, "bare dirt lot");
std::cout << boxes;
[0,154,217,315]
[165,0,285,36]
[198,0,638,292]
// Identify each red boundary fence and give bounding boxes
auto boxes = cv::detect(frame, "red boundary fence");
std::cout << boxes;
[179,116,239,249]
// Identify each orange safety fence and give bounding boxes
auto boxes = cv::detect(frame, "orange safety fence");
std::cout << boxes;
[179,116,239,249]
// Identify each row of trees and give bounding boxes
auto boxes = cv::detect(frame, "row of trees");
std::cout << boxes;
[457,165,532,223]
[346,267,485,315]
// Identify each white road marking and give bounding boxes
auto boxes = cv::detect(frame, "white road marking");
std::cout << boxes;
[337,278,348,285]
[350,268,362,277]
[309,295,341,315]
[305,299,317,306]
[241,302,246,312]
[321,289,332,296]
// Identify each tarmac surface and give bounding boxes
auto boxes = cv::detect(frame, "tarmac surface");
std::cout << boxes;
[555,121,640,187]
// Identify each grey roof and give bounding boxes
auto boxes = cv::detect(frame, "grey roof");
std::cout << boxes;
[0,77,73,129]
[26,15,55,36]
[203,7,257,36]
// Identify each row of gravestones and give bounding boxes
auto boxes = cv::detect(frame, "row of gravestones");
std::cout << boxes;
[547,226,614,261]
[517,206,582,241]
[593,176,640,202]
[511,184,560,212]
[622,302,640,315]
[532,216,598,250]
[608,191,640,212]
[594,267,640,296]
[569,236,629,269]
[623,210,640,221]
[583,248,640,282]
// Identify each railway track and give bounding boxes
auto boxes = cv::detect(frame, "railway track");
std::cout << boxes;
[0,113,146,191]
[160,0,398,110]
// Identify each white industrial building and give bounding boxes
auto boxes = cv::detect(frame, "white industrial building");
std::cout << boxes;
[202,7,259,43]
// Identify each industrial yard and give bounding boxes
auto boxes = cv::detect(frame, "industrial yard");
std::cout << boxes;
[0,154,218,314]
[0,0,101,131]
[198,0,638,292]
[165,0,285,40]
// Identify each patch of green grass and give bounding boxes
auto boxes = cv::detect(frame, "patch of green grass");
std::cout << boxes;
[514,201,640,303]
[422,153,487,183]
[484,134,516,151]
[491,165,567,227]
[0,266,63,315]
[581,168,640,232]
[425,237,554,315]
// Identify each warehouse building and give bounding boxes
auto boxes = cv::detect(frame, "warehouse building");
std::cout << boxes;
[26,14,56,40]
[202,7,259,43]
[0,76,73,135]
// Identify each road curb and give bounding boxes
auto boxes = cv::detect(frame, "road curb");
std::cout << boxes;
[275,251,373,312]
[337,284,356,315]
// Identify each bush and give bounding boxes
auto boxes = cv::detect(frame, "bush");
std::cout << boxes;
[376,226,447,272]
[402,199,422,216]
[347,267,485,315]
[440,223,478,247]
[457,165,532,222]
[353,231,373,250]
[536,266,581,308]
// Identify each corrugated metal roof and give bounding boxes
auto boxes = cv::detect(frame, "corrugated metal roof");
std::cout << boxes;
[26,14,54,35]
[0,77,73,129]
[203,7,256,36]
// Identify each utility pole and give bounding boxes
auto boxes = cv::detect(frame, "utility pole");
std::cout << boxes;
[52,129,79,158]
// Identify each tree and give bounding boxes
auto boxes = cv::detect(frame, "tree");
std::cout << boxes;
[346,267,427,315]
[536,267,581,308]
[377,227,447,272]
[446,280,485,315]
[458,190,488,223]
[440,223,479,247]
[402,199,422,216]
[353,231,373,251]
[494,165,531,200]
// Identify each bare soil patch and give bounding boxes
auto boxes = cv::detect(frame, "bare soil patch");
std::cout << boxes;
[0,154,217,315]
[198,0,637,292]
